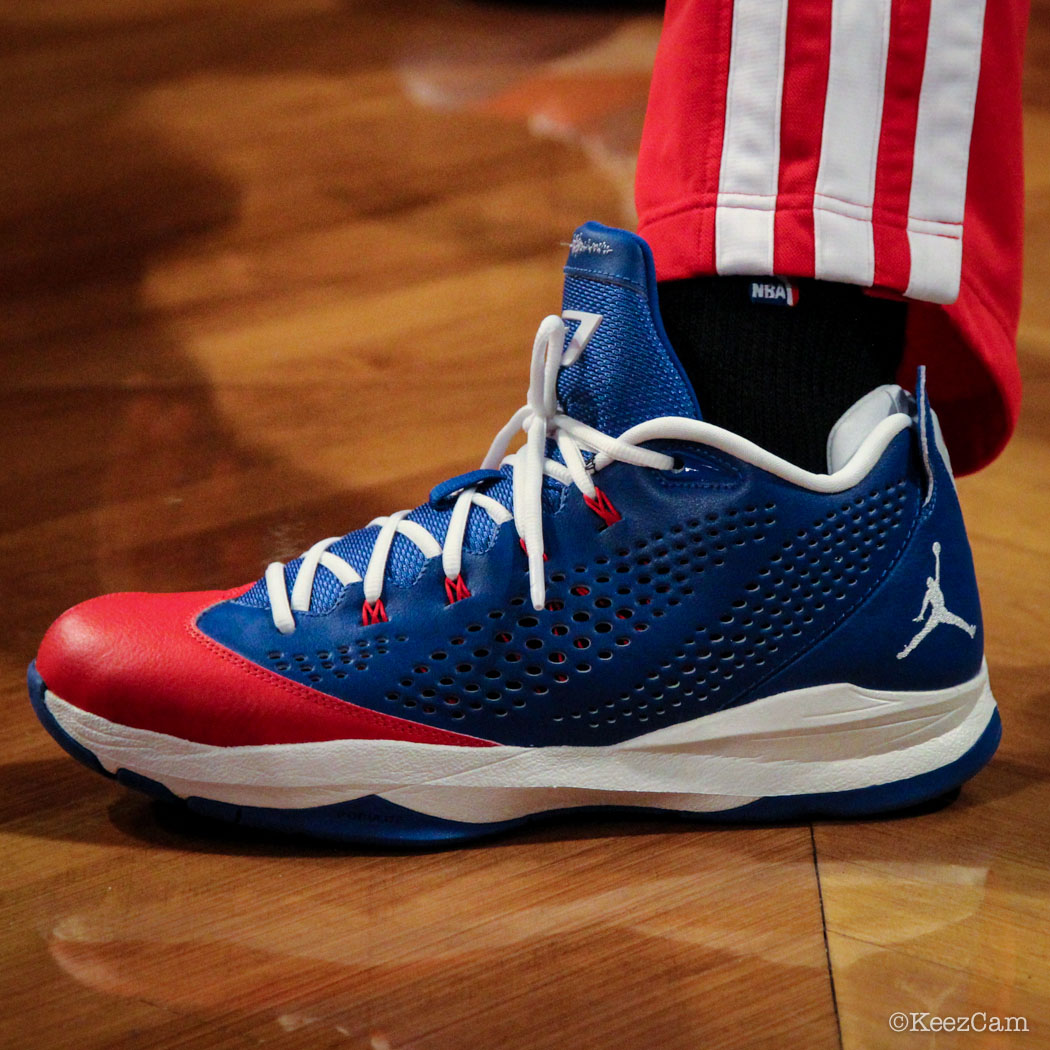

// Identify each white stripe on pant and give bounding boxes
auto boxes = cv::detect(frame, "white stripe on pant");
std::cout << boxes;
[715,0,789,275]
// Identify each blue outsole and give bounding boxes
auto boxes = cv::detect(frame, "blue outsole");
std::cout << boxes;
[27,660,1001,846]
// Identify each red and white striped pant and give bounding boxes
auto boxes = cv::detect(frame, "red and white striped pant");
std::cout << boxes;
[636,0,1028,474]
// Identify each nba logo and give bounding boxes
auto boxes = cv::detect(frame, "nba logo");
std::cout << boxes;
[749,278,799,306]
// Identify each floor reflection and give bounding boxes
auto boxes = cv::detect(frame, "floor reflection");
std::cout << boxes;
[45,825,835,1049]
[397,5,662,218]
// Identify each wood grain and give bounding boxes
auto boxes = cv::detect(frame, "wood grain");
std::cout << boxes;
[0,3,1046,1047]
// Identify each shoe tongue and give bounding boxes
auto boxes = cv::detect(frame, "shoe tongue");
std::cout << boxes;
[557,221,701,434]
[233,223,702,617]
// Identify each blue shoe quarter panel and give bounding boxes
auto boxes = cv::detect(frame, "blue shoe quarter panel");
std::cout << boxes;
[756,372,983,699]
[198,411,983,748]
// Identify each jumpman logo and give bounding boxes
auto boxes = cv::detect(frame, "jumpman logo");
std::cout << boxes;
[896,541,977,659]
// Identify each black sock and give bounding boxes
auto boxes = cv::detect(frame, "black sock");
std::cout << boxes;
[657,276,908,472]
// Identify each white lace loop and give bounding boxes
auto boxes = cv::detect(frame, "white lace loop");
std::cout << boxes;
[265,315,674,633]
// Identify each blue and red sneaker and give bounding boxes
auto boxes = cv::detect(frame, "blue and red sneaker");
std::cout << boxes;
[28,223,999,844]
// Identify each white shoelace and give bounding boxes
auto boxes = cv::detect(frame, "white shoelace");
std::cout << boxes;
[265,315,675,634]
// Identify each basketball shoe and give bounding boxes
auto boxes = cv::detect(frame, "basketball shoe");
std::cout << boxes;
[28,223,999,844]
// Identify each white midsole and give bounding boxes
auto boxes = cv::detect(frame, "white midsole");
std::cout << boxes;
[45,661,995,823]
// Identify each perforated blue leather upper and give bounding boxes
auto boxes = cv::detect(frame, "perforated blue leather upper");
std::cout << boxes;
[207,226,983,748]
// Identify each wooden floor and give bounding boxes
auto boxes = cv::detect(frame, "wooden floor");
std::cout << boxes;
[1,3,1048,1048]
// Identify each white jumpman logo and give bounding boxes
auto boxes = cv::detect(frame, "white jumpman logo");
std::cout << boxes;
[897,541,977,659]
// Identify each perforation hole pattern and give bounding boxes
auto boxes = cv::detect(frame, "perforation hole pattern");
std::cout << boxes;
[265,635,403,684]
[606,478,913,728]
[264,478,913,737]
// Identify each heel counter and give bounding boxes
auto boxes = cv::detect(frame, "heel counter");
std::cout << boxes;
[904,366,984,671]
[864,366,984,685]
[755,369,984,694]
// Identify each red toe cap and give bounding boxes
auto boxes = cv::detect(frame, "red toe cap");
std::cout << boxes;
[36,590,493,747]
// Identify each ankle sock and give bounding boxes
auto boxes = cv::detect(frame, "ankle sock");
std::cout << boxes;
[657,276,908,472]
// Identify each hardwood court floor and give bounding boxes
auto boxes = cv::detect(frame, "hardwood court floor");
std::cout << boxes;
[1,3,1047,1048]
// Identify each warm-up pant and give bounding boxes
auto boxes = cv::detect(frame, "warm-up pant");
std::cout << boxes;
[637,0,1028,473]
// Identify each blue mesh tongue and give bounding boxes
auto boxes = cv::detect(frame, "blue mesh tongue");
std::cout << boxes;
[558,221,701,433]
[236,222,701,614]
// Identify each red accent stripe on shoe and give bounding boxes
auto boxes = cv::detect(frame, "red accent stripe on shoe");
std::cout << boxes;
[583,487,622,528]
[444,575,471,604]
